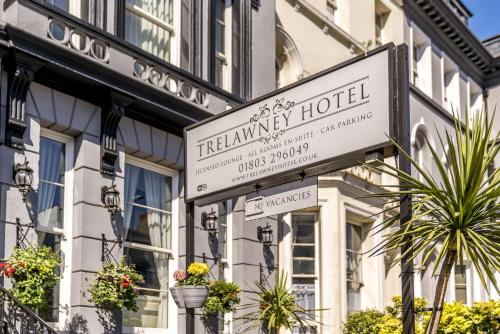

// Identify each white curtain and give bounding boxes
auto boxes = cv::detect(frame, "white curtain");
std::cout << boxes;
[124,165,141,239]
[124,0,172,61]
[38,139,63,228]
[293,284,315,313]
[144,169,169,329]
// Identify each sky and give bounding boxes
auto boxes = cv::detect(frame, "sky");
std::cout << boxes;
[462,0,500,40]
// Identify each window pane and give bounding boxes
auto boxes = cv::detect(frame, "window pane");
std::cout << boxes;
[347,281,362,313]
[215,58,225,88]
[455,264,467,303]
[346,223,362,252]
[293,245,315,258]
[292,279,316,334]
[124,248,169,328]
[38,138,65,229]
[125,0,173,61]
[37,232,61,322]
[123,290,168,328]
[215,22,225,54]
[124,164,172,249]
[292,216,315,244]
[293,259,315,275]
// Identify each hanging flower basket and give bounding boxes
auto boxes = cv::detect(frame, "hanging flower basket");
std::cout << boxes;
[0,246,61,310]
[170,262,210,309]
[88,260,143,311]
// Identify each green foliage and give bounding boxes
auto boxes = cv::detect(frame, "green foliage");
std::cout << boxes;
[203,280,241,315]
[437,300,500,334]
[342,297,500,334]
[1,246,60,309]
[369,109,500,290]
[88,260,143,311]
[367,109,499,332]
[342,309,384,334]
[239,271,322,333]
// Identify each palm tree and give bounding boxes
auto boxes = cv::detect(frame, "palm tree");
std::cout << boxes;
[369,109,499,334]
[237,271,322,333]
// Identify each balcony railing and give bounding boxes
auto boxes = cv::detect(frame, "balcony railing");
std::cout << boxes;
[0,285,57,334]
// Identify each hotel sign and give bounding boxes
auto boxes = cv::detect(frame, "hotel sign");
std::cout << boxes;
[245,177,318,221]
[185,46,395,201]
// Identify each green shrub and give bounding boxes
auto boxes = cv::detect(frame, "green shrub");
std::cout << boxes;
[203,280,241,315]
[343,297,500,334]
[342,309,384,334]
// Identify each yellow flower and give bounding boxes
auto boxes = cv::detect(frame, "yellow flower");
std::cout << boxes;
[187,262,209,276]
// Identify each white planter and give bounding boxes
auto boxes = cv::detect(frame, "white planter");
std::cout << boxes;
[172,286,208,308]
[170,286,185,308]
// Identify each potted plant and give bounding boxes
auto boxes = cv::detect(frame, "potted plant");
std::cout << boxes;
[203,280,241,316]
[238,271,323,333]
[0,246,60,310]
[170,262,209,308]
[88,259,143,311]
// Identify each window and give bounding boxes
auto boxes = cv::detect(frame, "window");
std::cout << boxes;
[346,222,363,313]
[37,132,73,327]
[125,0,174,61]
[375,1,389,46]
[122,161,177,331]
[326,0,337,22]
[44,0,105,27]
[38,137,65,230]
[213,0,231,90]
[455,264,467,303]
[412,44,419,84]
[291,213,318,333]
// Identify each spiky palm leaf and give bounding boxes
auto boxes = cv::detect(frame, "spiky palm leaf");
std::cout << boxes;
[237,271,322,333]
[367,109,499,334]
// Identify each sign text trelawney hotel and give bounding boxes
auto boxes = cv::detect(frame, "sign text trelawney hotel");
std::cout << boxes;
[185,47,393,200]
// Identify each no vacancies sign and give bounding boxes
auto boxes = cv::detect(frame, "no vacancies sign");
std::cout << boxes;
[185,46,394,201]
[246,177,318,221]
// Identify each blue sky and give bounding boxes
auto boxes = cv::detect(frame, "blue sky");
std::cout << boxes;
[462,0,500,40]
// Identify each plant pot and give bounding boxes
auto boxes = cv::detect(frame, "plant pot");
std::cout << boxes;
[170,286,185,308]
[181,286,209,308]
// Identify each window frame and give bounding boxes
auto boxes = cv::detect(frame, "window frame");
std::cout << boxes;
[122,0,181,66]
[289,211,321,329]
[38,128,74,330]
[211,0,232,91]
[122,155,179,334]
[345,220,364,314]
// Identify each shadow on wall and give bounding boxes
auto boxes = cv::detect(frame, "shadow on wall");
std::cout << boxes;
[97,308,122,334]
[65,313,89,334]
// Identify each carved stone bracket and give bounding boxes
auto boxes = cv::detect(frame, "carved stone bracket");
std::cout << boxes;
[5,62,33,150]
[100,93,131,175]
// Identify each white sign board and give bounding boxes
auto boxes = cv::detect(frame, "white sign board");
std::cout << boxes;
[185,47,394,201]
[245,177,317,221]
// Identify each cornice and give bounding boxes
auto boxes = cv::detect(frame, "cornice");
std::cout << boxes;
[405,0,500,88]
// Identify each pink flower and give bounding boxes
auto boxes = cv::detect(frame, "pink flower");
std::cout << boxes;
[173,269,187,282]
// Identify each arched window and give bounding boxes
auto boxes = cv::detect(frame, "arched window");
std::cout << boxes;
[276,25,303,89]
[411,124,434,182]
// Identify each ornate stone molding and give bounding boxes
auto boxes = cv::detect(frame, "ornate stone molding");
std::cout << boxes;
[100,94,131,175]
[133,59,210,108]
[47,17,110,63]
[5,62,33,149]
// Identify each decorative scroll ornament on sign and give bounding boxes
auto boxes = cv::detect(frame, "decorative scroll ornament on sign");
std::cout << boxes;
[250,98,295,144]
